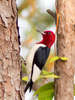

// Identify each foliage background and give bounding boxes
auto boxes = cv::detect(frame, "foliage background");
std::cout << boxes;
[16,0,75,100]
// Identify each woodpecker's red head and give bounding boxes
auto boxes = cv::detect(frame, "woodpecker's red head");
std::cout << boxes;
[37,30,55,48]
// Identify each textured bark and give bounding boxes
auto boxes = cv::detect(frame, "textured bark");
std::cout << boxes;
[55,0,75,100]
[0,0,21,100]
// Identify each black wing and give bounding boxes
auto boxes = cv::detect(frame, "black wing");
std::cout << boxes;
[33,46,50,70]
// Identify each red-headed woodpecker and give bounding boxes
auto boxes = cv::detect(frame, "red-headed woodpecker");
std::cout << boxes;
[24,30,55,92]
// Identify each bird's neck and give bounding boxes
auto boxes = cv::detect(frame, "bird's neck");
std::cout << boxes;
[37,40,51,48]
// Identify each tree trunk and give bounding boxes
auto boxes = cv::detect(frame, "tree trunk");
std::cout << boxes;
[0,0,21,100]
[55,0,75,100]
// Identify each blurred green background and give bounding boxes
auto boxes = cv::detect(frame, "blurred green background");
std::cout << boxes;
[16,1,75,100]
[16,1,56,100]
[16,0,56,72]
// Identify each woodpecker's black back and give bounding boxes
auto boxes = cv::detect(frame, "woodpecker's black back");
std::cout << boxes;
[24,46,50,92]
[33,46,50,70]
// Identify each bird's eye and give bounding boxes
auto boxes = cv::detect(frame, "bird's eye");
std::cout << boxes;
[48,32,51,34]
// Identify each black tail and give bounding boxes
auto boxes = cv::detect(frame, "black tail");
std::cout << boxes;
[24,79,33,93]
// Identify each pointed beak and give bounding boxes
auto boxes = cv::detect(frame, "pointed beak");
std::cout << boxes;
[36,29,46,37]
[41,32,46,36]
[36,29,44,35]
[41,32,44,35]
[36,29,41,33]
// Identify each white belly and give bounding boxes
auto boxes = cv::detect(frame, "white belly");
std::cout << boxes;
[32,64,41,82]
[26,44,46,74]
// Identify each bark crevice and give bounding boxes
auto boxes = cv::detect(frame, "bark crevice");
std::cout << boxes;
[0,0,21,100]
[55,0,75,100]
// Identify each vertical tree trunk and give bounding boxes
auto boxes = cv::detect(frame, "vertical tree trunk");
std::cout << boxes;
[0,0,21,100]
[55,0,75,100]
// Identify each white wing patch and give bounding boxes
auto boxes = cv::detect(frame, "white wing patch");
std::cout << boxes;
[32,64,41,82]
[26,44,46,74]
